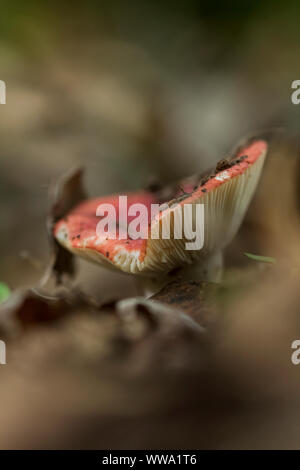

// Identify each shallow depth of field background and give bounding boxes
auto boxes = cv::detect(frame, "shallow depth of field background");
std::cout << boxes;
[0,0,299,297]
[1,0,300,449]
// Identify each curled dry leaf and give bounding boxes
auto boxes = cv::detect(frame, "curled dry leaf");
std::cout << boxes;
[44,167,87,285]
[114,296,207,372]
[0,287,96,336]
[0,281,206,342]
[0,289,69,335]
[116,296,205,336]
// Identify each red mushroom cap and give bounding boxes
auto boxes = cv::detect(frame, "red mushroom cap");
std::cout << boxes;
[54,139,267,274]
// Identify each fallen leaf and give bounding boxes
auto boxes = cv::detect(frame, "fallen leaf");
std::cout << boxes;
[43,167,87,285]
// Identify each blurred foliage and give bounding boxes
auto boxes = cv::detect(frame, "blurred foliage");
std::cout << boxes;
[0,1,300,53]
[244,252,276,264]
[0,282,11,303]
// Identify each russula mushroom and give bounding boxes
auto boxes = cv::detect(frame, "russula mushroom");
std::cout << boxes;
[54,138,267,290]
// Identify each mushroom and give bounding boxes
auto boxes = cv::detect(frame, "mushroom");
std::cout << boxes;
[54,138,268,293]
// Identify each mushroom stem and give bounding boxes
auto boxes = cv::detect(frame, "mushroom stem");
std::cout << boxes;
[137,275,170,298]
[138,250,223,297]
[180,250,224,283]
